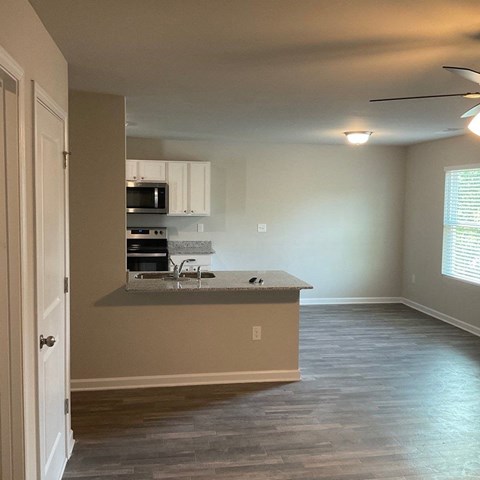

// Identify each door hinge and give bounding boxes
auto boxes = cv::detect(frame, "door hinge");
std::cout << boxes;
[64,398,70,415]
[64,277,69,294]
[63,150,71,169]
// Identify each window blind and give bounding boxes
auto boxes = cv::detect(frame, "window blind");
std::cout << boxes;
[442,166,480,285]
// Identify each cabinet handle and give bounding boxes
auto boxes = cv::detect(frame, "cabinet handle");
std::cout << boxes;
[133,176,137,179]
[191,210,194,213]
[141,176,145,179]
[184,210,187,213]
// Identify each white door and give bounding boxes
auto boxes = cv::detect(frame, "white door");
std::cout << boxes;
[35,87,69,480]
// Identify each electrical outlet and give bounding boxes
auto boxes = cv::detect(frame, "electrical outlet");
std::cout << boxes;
[257,224,267,233]
[197,223,204,233]
[411,273,416,284]
[252,326,262,340]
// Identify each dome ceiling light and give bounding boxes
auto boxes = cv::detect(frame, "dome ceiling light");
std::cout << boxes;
[344,131,372,145]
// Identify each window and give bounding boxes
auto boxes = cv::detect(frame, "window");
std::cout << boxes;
[442,165,480,285]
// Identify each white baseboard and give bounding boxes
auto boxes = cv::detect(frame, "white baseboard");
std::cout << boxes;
[71,369,301,392]
[67,429,75,458]
[59,458,68,480]
[402,298,480,338]
[301,296,403,305]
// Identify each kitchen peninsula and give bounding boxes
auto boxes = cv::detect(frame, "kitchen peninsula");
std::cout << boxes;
[72,270,313,391]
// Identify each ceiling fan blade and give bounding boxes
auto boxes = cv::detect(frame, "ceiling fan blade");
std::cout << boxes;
[461,103,480,118]
[443,66,480,85]
[370,93,469,102]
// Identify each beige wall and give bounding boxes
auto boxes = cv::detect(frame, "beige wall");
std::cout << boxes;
[69,91,126,379]
[127,138,407,299]
[403,134,480,329]
[0,0,68,478]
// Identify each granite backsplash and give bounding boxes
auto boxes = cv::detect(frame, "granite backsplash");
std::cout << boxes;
[168,240,215,255]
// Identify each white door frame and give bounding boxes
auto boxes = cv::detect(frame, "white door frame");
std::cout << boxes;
[33,81,73,478]
[0,45,26,480]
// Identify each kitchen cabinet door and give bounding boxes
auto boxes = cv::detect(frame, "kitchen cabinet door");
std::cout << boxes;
[138,160,166,181]
[126,159,166,181]
[166,161,188,215]
[188,162,210,215]
[126,160,139,180]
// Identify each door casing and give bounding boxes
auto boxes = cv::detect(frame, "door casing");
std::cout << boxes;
[0,44,26,480]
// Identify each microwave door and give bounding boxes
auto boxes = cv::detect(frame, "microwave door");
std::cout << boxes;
[127,186,156,211]
[126,182,168,213]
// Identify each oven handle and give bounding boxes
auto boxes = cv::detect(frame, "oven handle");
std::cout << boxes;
[127,253,167,257]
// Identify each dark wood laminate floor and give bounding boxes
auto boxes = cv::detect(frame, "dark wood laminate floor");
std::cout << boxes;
[64,304,480,479]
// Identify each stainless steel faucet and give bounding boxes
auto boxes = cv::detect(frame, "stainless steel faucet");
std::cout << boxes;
[172,258,195,279]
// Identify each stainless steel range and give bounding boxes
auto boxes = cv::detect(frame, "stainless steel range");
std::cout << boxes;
[126,227,169,272]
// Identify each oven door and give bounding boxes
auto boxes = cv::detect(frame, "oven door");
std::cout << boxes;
[127,253,169,272]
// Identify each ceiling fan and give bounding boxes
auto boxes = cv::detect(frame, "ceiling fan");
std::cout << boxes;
[370,66,480,134]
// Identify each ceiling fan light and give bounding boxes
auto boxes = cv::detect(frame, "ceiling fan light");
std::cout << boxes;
[344,131,372,145]
[467,113,480,136]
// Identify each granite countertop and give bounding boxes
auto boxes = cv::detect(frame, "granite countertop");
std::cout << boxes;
[168,241,215,255]
[126,270,313,293]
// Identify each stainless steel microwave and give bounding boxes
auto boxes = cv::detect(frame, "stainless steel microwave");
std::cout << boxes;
[126,181,169,214]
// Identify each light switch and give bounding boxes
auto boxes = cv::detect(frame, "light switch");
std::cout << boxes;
[197,223,204,233]
[257,223,267,233]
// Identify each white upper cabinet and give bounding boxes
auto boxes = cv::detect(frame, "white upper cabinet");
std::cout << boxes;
[126,160,138,181]
[126,159,166,181]
[166,161,211,216]
[166,161,188,215]
[188,162,211,215]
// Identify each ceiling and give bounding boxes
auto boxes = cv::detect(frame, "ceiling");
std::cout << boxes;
[29,0,480,145]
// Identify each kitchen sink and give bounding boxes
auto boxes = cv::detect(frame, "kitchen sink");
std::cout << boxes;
[180,272,216,279]
[134,272,216,280]
[162,276,191,282]
[134,272,171,280]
